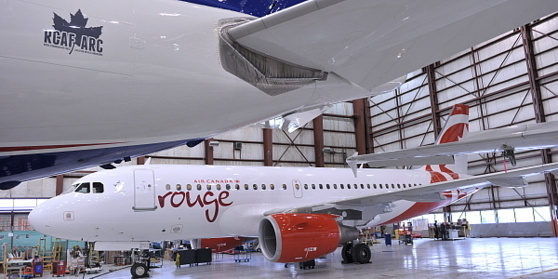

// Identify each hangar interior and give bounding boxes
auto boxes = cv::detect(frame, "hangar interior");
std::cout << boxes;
[0,10,557,279]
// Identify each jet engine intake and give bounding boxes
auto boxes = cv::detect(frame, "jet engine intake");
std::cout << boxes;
[259,213,359,263]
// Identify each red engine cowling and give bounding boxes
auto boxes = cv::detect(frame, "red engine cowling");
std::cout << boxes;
[259,213,358,263]
[196,237,245,253]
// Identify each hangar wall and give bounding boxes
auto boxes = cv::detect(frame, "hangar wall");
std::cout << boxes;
[1,12,557,237]
[369,13,558,235]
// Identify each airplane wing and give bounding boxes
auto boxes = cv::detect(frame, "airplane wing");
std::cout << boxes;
[347,121,558,168]
[266,162,558,216]
[336,162,558,207]
[227,0,558,91]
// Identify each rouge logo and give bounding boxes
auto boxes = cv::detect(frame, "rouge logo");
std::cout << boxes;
[157,191,233,222]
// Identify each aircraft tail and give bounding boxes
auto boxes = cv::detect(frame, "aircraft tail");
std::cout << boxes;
[421,104,469,177]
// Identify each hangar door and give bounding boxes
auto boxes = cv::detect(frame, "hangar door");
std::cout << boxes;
[133,169,156,211]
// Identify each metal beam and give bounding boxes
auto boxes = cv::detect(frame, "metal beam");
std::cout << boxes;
[55,175,64,196]
[521,24,558,236]
[352,99,367,155]
[263,128,273,166]
[204,140,214,165]
[426,64,442,138]
[313,116,325,167]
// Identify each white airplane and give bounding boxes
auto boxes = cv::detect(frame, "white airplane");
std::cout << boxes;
[347,121,558,169]
[29,104,558,277]
[2,0,557,190]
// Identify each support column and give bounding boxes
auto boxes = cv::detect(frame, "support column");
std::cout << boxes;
[263,128,273,166]
[55,175,64,196]
[204,140,214,165]
[426,64,442,138]
[521,25,558,236]
[136,156,146,165]
[313,116,325,167]
[352,99,367,155]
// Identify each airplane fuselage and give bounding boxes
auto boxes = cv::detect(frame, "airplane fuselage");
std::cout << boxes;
[29,164,471,242]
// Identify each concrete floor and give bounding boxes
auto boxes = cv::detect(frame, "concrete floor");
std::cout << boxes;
[59,237,558,279]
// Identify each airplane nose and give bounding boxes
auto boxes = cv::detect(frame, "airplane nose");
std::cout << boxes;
[28,205,50,234]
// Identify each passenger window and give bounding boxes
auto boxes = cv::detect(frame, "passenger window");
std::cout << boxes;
[373,184,377,189]
[295,184,300,190]
[326,184,330,190]
[207,185,211,190]
[253,184,258,190]
[75,183,90,193]
[196,184,202,191]
[165,184,171,191]
[176,184,182,191]
[379,184,383,189]
[244,184,249,190]
[333,184,337,189]
[226,184,231,190]
[282,184,287,190]
[312,184,316,190]
[262,184,266,190]
[340,184,344,189]
[319,184,323,190]
[304,184,308,190]
[235,184,240,190]
[347,184,351,189]
[360,184,364,189]
[397,184,401,189]
[92,182,104,193]
[270,184,275,190]
[216,184,221,190]
[187,184,192,191]
[367,184,370,189]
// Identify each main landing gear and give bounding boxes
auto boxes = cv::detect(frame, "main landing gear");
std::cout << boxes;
[131,262,149,278]
[341,242,371,264]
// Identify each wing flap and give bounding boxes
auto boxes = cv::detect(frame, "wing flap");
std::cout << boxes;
[229,0,558,91]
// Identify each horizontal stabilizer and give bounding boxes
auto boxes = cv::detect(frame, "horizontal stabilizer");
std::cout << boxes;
[346,120,558,168]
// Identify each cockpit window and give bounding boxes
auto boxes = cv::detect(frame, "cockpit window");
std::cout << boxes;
[92,182,104,193]
[75,183,90,193]
[74,182,104,194]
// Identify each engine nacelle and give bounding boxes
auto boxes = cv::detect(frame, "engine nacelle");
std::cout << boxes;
[259,213,359,263]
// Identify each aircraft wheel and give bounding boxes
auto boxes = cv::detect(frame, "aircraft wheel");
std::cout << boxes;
[341,243,354,264]
[351,243,371,264]
[131,263,149,278]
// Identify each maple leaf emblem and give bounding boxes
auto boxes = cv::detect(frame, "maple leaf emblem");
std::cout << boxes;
[52,9,102,54]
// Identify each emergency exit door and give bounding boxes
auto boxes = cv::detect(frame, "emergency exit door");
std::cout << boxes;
[133,169,156,211]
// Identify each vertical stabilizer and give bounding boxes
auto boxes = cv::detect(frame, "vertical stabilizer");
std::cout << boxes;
[422,104,469,177]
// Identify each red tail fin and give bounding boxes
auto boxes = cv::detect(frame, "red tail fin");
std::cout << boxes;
[422,104,469,178]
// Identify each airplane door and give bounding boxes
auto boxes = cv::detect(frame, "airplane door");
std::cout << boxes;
[133,169,156,211]
[292,180,303,198]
